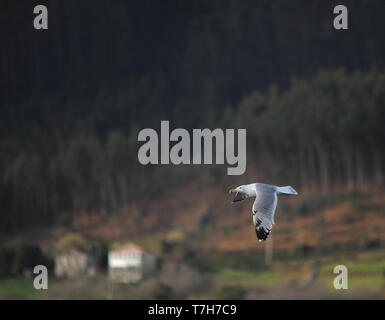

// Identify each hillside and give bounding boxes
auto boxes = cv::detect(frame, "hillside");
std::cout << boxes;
[2,181,385,299]
[6,180,384,256]
[81,185,385,254]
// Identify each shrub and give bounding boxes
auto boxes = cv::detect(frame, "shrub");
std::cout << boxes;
[294,196,329,217]
[348,189,371,211]
[189,249,267,273]
[370,223,379,233]
[213,285,246,300]
[361,236,381,250]
[291,243,313,258]
[9,245,51,277]
[160,239,175,255]
[278,203,295,220]
[340,212,353,224]
[295,200,310,216]
[150,282,173,300]
[199,212,214,230]
[0,247,15,278]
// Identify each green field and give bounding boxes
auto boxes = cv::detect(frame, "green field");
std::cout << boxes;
[0,278,40,300]
[1,248,384,299]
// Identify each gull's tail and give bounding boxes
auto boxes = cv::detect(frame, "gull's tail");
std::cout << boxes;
[276,185,298,195]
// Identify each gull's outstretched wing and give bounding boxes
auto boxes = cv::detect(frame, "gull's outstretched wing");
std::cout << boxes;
[252,186,278,242]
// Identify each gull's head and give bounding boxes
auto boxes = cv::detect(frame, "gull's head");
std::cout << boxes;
[229,184,253,202]
[229,186,241,194]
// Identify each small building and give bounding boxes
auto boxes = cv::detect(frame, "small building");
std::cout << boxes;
[54,234,97,278]
[108,242,157,283]
[55,248,96,278]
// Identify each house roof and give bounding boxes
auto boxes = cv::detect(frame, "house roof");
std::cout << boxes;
[55,233,92,255]
[56,248,91,256]
[110,242,151,254]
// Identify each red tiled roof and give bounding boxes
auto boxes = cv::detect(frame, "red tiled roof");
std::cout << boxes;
[110,242,150,254]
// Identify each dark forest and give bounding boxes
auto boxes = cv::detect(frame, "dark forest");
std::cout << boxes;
[1,0,385,232]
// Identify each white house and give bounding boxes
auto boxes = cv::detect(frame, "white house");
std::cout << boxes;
[108,242,157,283]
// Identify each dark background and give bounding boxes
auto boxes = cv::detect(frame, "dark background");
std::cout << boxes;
[1,1,385,300]
[1,1,385,231]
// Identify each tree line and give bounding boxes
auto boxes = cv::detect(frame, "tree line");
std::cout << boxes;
[1,69,385,231]
[1,1,385,231]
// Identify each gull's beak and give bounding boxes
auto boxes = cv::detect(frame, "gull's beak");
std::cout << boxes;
[232,192,247,202]
[229,187,248,203]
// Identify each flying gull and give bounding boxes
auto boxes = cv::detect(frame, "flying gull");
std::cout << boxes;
[229,183,298,242]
